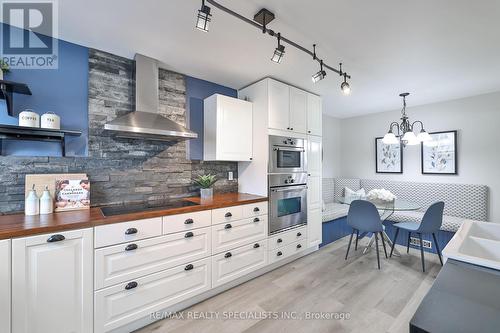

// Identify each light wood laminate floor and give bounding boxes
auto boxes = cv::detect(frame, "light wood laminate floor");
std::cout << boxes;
[137,237,441,333]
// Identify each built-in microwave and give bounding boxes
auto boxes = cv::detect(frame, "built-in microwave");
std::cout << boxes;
[268,135,306,174]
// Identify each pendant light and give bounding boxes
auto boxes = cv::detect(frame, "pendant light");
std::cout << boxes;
[271,33,285,63]
[196,0,212,32]
[341,73,351,95]
[312,60,326,83]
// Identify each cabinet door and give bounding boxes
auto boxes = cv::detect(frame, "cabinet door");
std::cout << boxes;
[289,87,307,134]
[12,228,93,333]
[217,95,253,161]
[307,206,322,248]
[307,175,322,209]
[307,135,322,177]
[307,93,322,136]
[268,79,290,131]
[0,240,10,333]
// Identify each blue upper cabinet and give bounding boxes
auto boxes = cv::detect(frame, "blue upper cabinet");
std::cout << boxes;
[0,23,89,157]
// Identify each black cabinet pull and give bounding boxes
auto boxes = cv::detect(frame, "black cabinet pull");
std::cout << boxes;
[185,232,194,238]
[297,232,302,237]
[297,244,302,249]
[253,218,260,223]
[277,251,283,256]
[224,224,232,229]
[125,228,138,235]
[184,218,194,225]
[253,207,260,212]
[47,234,65,243]
[225,212,232,218]
[224,252,232,258]
[290,127,294,130]
[308,130,311,133]
[125,281,138,290]
[125,244,138,251]
[277,238,283,243]
[253,243,260,248]
[184,264,194,271]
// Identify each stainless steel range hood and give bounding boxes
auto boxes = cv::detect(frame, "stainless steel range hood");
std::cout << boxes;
[104,54,198,141]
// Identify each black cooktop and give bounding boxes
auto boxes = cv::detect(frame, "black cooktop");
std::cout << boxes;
[100,199,199,217]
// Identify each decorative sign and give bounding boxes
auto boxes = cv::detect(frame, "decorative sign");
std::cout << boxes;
[55,179,90,212]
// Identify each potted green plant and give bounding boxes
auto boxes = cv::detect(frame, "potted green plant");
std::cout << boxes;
[0,60,9,80]
[193,174,217,200]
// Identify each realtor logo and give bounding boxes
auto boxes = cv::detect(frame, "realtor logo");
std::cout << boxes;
[1,0,58,69]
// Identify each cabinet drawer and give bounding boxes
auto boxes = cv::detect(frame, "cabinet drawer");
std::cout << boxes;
[94,258,211,333]
[212,216,268,254]
[268,226,306,250]
[242,201,268,218]
[94,218,162,248]
[163,210,211,235]
[95,227,211,289]
[212,205,243,225]
[212,241,267,288]
[268,240,307,264]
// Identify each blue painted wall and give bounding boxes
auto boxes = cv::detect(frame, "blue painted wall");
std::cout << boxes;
[0,23,89,156]
[185,76,237,160]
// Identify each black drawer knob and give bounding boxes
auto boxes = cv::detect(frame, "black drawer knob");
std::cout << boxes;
[47,234,65,243]
[225,212,232,218]
[125,281,138,290]
[297,232,302,237]
[253,243,260,248]
[184,264,194,271]
[224,252,232,258]
[277,238,283,243]
[185,232,194,238]
[184,218,194,225]
[253,207,260,212]
[224,224,232,229]
[277,251,283,257]
[253,218,260,223]
[297,244,302,249]
[125,243,138,251]
[125,228,138,235]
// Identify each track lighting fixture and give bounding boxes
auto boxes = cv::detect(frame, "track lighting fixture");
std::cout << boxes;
[271,33,285,64]
[197,0,352,92]
[312,60,326,83]
[196,0,212,32]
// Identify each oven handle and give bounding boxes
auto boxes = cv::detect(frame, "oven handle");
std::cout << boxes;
[271,185,307,193]
[274,147,305,153]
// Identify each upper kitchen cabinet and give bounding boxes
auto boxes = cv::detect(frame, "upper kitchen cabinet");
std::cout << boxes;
[204,94,253,161]
[289,87,308,134]
[307,93,322,136]
[268,79,290,132]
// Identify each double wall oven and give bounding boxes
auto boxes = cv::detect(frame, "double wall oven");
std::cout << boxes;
[268,135,308,235]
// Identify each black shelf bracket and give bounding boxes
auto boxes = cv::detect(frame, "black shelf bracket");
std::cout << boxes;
[0,79,32,116]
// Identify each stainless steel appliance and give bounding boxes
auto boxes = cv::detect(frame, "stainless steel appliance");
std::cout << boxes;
[269,135,306,174]
[268,173,307,234]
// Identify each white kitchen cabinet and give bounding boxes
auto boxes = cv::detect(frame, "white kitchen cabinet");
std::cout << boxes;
[307,135,322,177]
[12,228,93,333]
[307,93,322,136]
[307,175,322,209]
[268,79,290,131]
[289,87,307,134]
[204,94,253,161]
[268,240,307,264]
[306,206,322,248]
[307,134,322,248]
[0,239,10,333]
[212,216,268,254]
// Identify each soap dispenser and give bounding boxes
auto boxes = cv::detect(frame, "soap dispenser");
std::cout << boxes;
[40,186,53,214]
[25,184,39,216]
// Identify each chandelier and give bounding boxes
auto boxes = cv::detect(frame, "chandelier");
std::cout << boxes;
[382,93,433,146]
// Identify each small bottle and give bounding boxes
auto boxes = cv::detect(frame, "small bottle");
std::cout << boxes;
[40,186,53,214]
[25,184,39,216]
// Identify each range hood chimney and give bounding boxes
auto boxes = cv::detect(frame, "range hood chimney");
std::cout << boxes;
[104,54,198,141]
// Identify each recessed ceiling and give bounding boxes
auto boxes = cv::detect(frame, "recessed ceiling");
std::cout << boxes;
[35,0,500,117]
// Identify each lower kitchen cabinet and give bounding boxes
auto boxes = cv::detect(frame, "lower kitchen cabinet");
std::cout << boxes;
[212,215,268,254]
[94,258,211,333]
[0,239,11,333]
[11,228,93,333]
[212,240,268,288]
[268,239,307,264]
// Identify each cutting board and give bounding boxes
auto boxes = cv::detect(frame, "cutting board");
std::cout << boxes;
[25,173,88,199]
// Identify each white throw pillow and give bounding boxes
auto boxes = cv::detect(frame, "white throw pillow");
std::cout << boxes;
[345,187,366,204]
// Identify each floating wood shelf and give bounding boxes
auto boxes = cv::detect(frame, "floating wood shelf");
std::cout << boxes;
[0,124,81,156]
[0,79,32,116]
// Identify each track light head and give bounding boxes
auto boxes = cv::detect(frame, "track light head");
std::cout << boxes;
[196,0,212,32]
[271,33,285,63]
[312,60,326,83]
[341,74,351,95]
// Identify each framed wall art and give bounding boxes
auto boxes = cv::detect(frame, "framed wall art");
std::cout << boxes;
[375,137,403,174]
[421,130,458,175]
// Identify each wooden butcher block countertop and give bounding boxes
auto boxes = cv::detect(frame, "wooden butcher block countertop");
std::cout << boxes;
[0,192,268,240]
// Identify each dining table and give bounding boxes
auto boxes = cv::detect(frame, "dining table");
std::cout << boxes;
[338,197,422,256]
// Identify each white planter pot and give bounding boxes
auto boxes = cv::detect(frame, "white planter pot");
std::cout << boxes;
[200,188,213,200]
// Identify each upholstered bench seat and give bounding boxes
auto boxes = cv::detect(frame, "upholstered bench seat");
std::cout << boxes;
[389,211,465,233]
[322,203,349,222]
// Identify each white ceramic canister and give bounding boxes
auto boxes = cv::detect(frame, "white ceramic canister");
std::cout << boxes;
[19,109,40,128]
[39,186,53,214]
[41,112,61,130]
[25,185,39,216]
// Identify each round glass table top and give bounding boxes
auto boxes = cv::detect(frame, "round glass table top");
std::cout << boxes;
[338,197,422,211]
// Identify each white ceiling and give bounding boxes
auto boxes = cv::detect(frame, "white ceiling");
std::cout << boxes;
[50,1,500,117]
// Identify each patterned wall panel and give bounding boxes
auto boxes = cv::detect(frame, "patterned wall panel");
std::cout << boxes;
[334,178,361,203]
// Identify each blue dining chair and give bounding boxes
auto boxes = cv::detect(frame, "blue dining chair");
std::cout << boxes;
[345,200,387,269]
[389,202,445,272]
